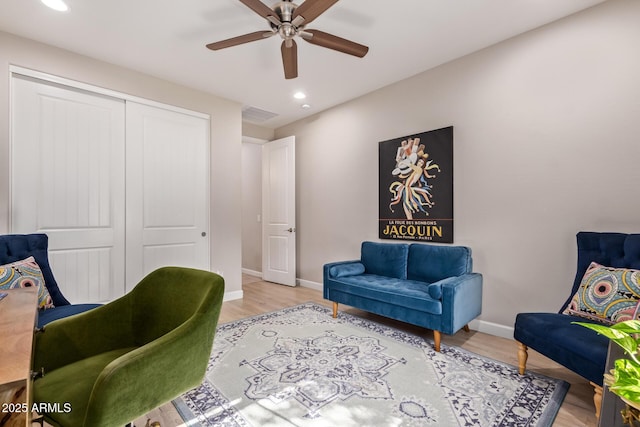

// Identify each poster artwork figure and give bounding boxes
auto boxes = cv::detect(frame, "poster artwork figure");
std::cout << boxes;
[388,137,441,220]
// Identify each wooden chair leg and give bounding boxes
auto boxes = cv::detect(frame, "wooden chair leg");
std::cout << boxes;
[433,330,441,352]
[517,341,528,375]
[332,302,338,318]
[591,382,603,420]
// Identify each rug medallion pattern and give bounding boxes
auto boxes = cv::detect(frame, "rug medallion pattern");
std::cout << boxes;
[175,303,568,427]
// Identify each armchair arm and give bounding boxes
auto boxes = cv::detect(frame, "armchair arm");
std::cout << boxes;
[33,295,135,373]
[82,313,213,427]
[439,273,483,334]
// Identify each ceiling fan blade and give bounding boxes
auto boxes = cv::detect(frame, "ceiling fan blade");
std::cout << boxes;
[206,31,274,51]
[281,39,298,79]
[292,0,339,26]
[238,0,281,26]
[301,30,369,57]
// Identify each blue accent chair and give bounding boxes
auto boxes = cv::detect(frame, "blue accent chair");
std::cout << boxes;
[0,233,101,327]
[514,231,640,418]
[324,241,483,351]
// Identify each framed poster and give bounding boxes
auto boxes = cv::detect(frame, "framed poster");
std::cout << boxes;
[378,126,453,243]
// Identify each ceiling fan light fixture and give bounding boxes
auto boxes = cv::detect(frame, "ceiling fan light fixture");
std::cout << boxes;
[41,0,69,12]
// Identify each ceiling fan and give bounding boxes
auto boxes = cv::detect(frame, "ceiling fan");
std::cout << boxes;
[206,0,369,79]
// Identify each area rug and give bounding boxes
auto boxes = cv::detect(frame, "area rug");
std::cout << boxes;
[173,303,568,427]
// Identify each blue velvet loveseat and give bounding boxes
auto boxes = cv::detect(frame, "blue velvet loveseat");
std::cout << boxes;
[323,241,483,351]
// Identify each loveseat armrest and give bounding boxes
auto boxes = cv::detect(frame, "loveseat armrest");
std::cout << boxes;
[438,273,483,334]
[324,260,365,279]
[323,260,363,279]
[323,260,363,300]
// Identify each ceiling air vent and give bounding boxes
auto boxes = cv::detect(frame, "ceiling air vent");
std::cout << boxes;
[242,105,278,123]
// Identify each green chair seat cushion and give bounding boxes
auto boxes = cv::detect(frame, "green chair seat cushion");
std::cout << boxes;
[34,347,135,426]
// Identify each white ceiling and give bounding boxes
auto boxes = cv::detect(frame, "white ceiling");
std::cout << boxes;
[0,0,606,129]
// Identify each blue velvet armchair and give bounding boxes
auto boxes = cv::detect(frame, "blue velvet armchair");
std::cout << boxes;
[0,233,100,327]
[514,231,640,418]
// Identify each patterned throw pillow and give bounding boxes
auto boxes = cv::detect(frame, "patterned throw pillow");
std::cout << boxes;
[0,256,54,309]
[563,262,640,324]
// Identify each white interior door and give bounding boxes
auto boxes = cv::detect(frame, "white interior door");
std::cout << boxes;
[262,136,296,286]
[11,76,126,303]
[125,102,210,291]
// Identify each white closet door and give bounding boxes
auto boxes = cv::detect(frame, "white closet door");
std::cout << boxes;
[125,102,210,291]
[11,76,126,303]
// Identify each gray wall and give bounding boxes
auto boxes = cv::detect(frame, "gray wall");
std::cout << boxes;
[242,141,263,273]
[275,0,640,334]
[0,31,244,296]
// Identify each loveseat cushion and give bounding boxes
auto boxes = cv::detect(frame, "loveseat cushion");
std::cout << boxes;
[513,312,608,385]
[407,243,472,283]
[361,241,408,279]
[329,274,442,314]
[329,262,366,278]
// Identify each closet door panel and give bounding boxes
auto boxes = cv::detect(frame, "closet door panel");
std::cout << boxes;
[11,76,126,303]
[126,102,210,291]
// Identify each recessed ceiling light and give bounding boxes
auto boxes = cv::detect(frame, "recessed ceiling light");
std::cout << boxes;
[301,104,311,109]
[41,0,69,12]
[293,92,306,100]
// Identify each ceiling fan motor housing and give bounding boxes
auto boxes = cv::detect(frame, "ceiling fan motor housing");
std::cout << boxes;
[273,1,298,24]
[272,0,303,44]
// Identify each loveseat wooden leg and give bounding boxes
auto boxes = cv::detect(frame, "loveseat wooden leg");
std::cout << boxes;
[517,341,528,375]
[332,302,338,318]
[433,330,441,352]
[463,324,470,332]
[591,382,602,420]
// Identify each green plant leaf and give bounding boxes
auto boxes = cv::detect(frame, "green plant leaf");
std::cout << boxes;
[609,358,640,402]
[612,320,640,334]
[572,321,628,339]
[615,358,640,378]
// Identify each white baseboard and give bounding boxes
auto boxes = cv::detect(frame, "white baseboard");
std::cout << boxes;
[468,319,514,340]
[224,290,243,302]
[242,268,262,278]
[297,278,322,291]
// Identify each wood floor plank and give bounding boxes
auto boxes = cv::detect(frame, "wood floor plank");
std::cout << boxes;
[47,274,597,426]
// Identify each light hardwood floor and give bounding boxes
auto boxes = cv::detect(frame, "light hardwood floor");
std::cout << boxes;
[126,274,597,427]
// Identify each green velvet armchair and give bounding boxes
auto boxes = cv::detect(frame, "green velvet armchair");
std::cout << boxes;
[32,267,225,427]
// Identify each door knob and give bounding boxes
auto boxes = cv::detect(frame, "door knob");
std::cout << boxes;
[201,232,207,237]
[286,227,296,233]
